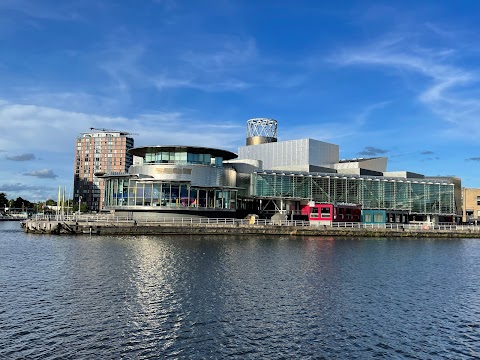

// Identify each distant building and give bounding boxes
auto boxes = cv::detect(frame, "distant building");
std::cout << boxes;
[73,129,134,211]
[462,188,480,223]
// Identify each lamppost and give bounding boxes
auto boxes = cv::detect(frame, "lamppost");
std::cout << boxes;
[78,196,82,215]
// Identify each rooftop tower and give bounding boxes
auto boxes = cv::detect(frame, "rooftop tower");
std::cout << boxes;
[246,118,278,145]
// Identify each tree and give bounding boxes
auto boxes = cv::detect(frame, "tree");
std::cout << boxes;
[13,197,33,209]
[45,199,57,206]
[72,203,88,213]
[0,192,7,208]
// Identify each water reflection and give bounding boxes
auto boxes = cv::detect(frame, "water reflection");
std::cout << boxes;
[1,222,480,358]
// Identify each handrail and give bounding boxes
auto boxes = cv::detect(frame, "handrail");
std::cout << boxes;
[25,214,480,231]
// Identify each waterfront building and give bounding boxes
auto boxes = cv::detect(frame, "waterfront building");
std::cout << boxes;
[250,171,456,222]
[100,146,238,219]
[73,129,134,211]
[233,118,459,223]
[462,187,480,223]
[97,118,460,223]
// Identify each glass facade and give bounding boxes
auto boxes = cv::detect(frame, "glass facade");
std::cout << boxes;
[253,172,456,215]
[143,151,222,166]
[104,177,237,210]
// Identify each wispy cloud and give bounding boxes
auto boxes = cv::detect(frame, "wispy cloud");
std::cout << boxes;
[24,169,58,179]
[97,35,257,95]
[152,76,250,92]
[133,111,243,150]
[331,31,480,139]
[15,90,122,115]
[0,0,82,21]
[358,146,389,156]
[353,100,392,126]
[466,157,480,161]
[6,153,36,161]
[181,38,257,72]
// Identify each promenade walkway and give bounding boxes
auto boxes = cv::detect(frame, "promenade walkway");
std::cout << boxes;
[22,214,480,238]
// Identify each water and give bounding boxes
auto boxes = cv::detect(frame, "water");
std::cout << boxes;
[1,221,480,359]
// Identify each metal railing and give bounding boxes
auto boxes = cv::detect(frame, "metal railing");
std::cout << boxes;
[25,214,480,231]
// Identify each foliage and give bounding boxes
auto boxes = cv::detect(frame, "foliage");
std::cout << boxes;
[12,197,33,209]
[72,204,88,213]
[0,192,7,208]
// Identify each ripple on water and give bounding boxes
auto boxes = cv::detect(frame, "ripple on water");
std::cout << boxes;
[1,227,480,358]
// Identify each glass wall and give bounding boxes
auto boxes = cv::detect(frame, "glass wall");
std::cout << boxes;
[104,177,236,210]
[253,173,456,215]
[143,151,222,166]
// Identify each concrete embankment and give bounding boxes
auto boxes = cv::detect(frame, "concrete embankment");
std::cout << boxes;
[22,219,480,238]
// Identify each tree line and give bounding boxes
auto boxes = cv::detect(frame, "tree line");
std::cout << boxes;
[0,192,34,210]
[0,192,86,213]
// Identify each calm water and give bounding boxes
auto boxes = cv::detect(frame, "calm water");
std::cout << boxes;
[1,221,480,359]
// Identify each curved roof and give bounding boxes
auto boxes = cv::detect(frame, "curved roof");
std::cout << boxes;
[128,146,237,160]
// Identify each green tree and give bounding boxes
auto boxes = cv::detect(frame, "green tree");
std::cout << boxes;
[72,204,88,213]
[13,197,32,209]
[0,192,8,208]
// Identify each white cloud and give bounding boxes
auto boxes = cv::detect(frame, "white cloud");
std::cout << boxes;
[0,100,247,201]
[0,102,130,153]
[331,33,480,140]
[0,100,244,155]
[132,112,244,151]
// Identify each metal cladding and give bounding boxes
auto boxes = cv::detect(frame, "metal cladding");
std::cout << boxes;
[246,118,278,145]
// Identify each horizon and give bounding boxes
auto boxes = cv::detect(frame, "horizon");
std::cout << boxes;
[1,0,480,201]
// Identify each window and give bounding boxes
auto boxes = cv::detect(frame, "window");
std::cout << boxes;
[477,196,480,205]
[310,207,319,218]
[364,213,372,222]
[320,206,331,218]
[145,153,154,163]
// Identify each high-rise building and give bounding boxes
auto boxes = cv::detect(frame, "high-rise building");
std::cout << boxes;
[73,129,134,211]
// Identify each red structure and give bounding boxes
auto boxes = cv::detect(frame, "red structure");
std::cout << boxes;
[301,203,362,224]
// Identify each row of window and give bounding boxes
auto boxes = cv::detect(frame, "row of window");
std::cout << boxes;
[144,152,223,166]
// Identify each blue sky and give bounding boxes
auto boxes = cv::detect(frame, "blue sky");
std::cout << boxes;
[1,0,480,202]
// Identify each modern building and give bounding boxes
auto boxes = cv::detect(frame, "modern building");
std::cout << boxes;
[232,119,458,222]
[462,188,480,223]
[74,128,134,211]
[98,118,461,223]
[249,171,456,222]
[100,146,238,219]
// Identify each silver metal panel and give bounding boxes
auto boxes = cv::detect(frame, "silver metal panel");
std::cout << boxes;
[238,138,339,170]
[128,164,226,187]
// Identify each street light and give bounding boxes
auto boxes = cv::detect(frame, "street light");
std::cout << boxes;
[78,196,82,215]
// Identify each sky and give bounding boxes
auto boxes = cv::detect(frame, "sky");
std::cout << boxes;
[1,0,480,202]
